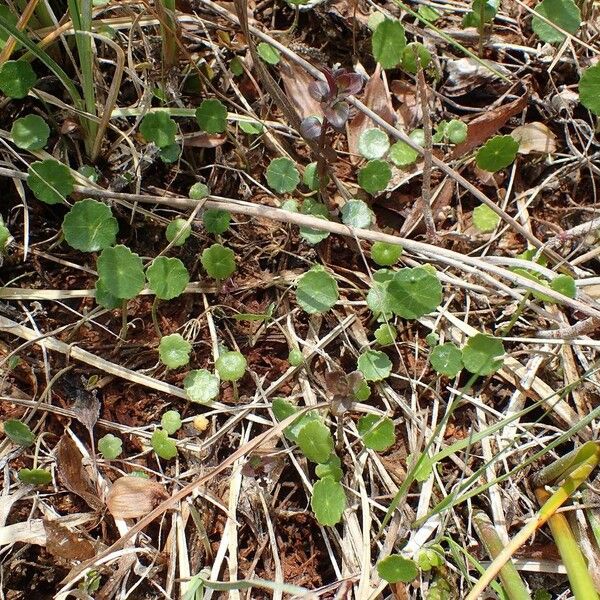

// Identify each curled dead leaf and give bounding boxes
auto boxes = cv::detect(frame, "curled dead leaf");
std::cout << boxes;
[106,476,169,519]
[43,519,95,561]
[511,122,557,155]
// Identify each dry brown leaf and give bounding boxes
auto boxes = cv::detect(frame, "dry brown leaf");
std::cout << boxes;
[183,132,227,148]
[511,122,557,155]
[451,93,529,159]
[347,65,396,163]
[106,476,169,519]
[71,387,100,433]
[55,434,103,511]
[280,58,322,121]
[43,519,95,561]
[389,80,421,130]
[441,58,511,97]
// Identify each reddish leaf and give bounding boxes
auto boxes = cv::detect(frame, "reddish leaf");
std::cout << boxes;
[336,72,364,98]
[324,101,349,129]
[300,116,323,140]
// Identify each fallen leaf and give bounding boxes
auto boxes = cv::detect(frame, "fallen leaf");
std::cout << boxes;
[43,519,95,560]
[106,476,169,519]
[348,65,396,163]
[451,92,529,158]
[71,385,100,433]
[182,132,227,148]
[280,59,322,120]
[511,122,557,155]
[390,80,421,130]
[442,58,511,97]
[55,434,103,511]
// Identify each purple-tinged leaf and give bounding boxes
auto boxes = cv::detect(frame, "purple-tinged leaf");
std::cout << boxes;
[324,101,350,129]
[336,72,364,98]
[321,67,338,96]
[300,116,323,140]
[309,80,330,102]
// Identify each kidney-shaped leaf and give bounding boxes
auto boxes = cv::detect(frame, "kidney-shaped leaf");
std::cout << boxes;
[63,199,118,252]
[311,477,346,526]
[297,420,333,463]
[296,266,339,314]
[27,159,74,205]
[387,267,442,319]
[462,333,504,376]
[97,245,145,299]
[146,256,189,300]
[184,369,220,404]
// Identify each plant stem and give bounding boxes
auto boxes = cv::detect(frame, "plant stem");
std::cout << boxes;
[532,441,600,488]
[473,511,531,600]
[151,297,162,338]
[157,0,178,69]
[119,300,129,341]
[535,487,599,600]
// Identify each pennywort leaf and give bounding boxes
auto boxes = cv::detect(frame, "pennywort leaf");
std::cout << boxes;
[97,245,145,299]
[296,266,339,314]
[63,199,118,252]
[311,477,346,526]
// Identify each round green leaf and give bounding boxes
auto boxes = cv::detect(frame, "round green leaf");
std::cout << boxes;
[358,128,390,160]
[166,218,191,246]
[472,204,500,233]
[374,323,397,346]
[95,278,122,309]
[371,241,403,266]
[377,554,419,583]
[272,398,319,442]
[230,56,244,76]
[462,333,504,375]
[203,209,231,234]
[4,419,35,446]
[389,140,419,167]
[550,274,576,299]
[303,161,328,191]
[357,349,392,382]
[296,266,339,314]
[446,119,468,144]
[579,64,600,116]
[358,160,392,194]
[97,245,145,299]
[62,199,118,252]
[239,120,263,135]
[189,182,210,200]
[341,199,374,229]
[146,256,189,300]
[184,369,220,404]
[27,159,74,205]
[315,454,343,481]
[357,414,395,451]
[311,477,346,526]
[266,157,300,194]
[372,19,406,69]
[532,0,580,43]
[215,350,247,381]
[161,410,182,435]
[387,267,442,319]
[139,111,177,148]
[151,429,178,460]
[297,420,334,463]
[18,468,52,485]
[195,99,228,134]
[0,60,37,98]
[401,42,432,74]
[476,135,519,172]
[201,243,236,279]
[158,333,192,368]
[300,199,330,244]
[257,42,281,65]
[288,349,304,366]
[98,433,122,459]
[11,114,50,150]
[430,342,463,377]
[159,143,181,163]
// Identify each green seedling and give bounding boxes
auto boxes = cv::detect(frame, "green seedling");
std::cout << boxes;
[0,215,10,254]
[146,257,189,300]
[201,243,236,279]
[366,270,395,316]
[386,266,443,319]
[372,19,407,69]
[0,59,37,98]
[418,5,440,21]
[532,0,580,43]
[98,433,122,459]
[357,414,396,451]
[139,111,177,148]
[358,128,390,160]
[63,199,119,252]
[288,348,304,366]
[97,245,145,299]
[215,350,247,381]
[416,545,446,571]
[341,199,374,229]
[18,468,52,485]
[579,64,600,116]
[550,274,576,298]
[239,120,263,135]
[472,204,500,233]
[11,114,50,150]
[296,266,339,314]
[430,342,463,377]
[161,410,182,435]
[374,323,397,346]
[257,42,280,64]
[371,241,403,266]
[377,554,419,584]
[401,42,432,73]
[166,218,191,246]
[203,209,231,234]
[195,99,228,134]
[27,159,75,205]
[461,334,504,375]
[158,333,192,368]
[358,159,392,194]
[357,349,392,381]
[389,140,419,167]
[426,332,440,346]
[184,369,220,403]
[476,135,519,172]
[266,157,300,194]
[311,476,346,526]
[297,420,334,463]
[4,419,35,446]
[151,428,177,460]
[189,182,210,200]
